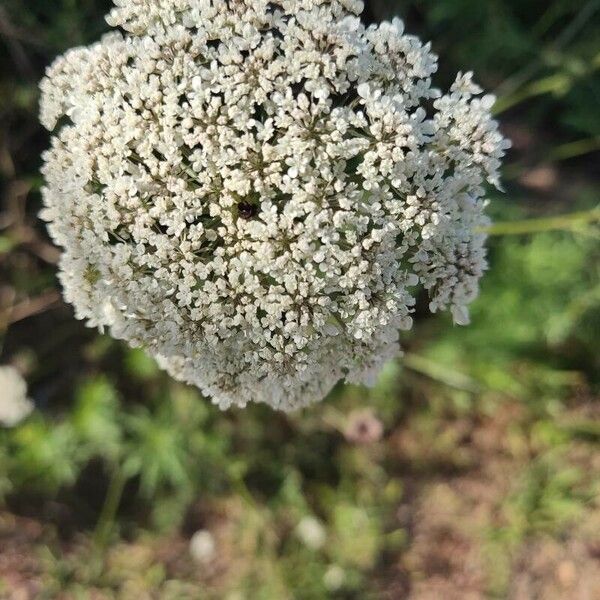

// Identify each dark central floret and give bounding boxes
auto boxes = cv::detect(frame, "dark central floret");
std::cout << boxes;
[238,201,258,220]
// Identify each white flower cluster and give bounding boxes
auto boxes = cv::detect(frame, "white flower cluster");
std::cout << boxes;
[296,515,327,550]
[40,0,509,410]
[0,366,34,428]
[189,529,216,564]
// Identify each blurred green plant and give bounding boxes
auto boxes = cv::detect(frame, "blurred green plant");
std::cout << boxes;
[0,0,599,597]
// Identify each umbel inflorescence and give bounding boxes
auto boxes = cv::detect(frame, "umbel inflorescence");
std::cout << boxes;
[40,0,509,410]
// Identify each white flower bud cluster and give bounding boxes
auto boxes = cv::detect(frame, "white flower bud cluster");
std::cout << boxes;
[0,366,33,427]
[39,0,509,410]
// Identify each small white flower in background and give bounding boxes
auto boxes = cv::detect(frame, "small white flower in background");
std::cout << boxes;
[189,529,216,565]
[323,564,345,591]
[344,409,384,444]
[0,366,34,428]
[296,515,326,550]
[39,0,509,411]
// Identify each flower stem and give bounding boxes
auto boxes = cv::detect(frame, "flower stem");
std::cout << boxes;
[93,464,127,550]
[481,208,600,236]
[404,353,480,393]
[546,137,600,162]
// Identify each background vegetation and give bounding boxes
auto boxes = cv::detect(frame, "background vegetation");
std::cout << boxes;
[0,0,599,598]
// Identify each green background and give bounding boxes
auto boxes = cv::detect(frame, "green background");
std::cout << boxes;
[0,1,599,598]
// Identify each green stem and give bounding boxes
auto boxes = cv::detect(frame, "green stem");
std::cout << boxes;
[546,137,600,162]
[93,464,127,550]
[404,353,480,393]
[494,0,600,99]
[493,74,572,115]
[493,51,600,116]
[481,208,600,236]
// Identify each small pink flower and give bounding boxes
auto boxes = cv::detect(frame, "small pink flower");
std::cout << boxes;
[344,409,384,445]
